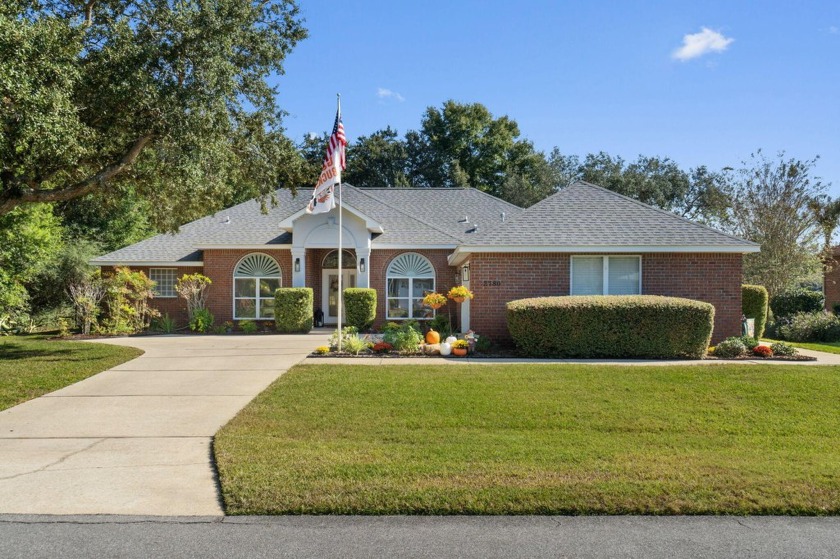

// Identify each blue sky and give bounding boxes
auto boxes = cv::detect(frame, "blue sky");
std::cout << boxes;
[272,1,840,195]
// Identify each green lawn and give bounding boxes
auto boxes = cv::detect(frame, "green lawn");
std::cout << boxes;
[214,363,840,515]
[764,339,840,355]
[0,335,142,411]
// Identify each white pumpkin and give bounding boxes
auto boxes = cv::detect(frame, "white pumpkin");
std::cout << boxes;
[440,342,452,356]
[445,336,457,345]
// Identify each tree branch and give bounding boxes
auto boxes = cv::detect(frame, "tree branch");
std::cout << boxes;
[83,1,96,27]
[0,135,153,215]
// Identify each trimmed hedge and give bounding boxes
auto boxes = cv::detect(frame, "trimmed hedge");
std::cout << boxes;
[507,295,714,359]
[770,288,824,320]
[274,288,313,333]
[742,284,768,339]
[343,288,377,331]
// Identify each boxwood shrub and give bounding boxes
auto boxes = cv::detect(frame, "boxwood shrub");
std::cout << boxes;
[343,288,377,331]
[274,288,313,333]
[506,295,714,359]
[741,284,768,338]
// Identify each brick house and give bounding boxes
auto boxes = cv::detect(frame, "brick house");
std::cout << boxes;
[92,181,759,343]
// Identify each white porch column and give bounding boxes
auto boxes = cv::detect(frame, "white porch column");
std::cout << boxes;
[356,247,371,288]
[291,248,306,287]
[460,263,471,333]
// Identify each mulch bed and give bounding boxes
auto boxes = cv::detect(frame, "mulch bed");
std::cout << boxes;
[704,354,816,362]
[310,352,818,361]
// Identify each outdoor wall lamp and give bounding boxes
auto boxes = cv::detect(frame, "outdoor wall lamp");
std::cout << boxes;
[359,258,366,273]
[294,258,300,273]
[462,264,470,282]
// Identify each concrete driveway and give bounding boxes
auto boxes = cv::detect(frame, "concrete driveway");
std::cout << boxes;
[0,333,329,516]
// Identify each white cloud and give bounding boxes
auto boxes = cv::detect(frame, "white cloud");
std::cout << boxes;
[307,131,319,140]
[376,87,405,102]
[830,25,838,34]
[672,27,734,61]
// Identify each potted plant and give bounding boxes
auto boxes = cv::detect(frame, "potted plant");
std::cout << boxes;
[422,292,447,310]
[447,286,474,304]
[451,339,469,357]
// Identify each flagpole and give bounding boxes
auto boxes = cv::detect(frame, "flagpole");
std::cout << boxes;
[336,94,343,352]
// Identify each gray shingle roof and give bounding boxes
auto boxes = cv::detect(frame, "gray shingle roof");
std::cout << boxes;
[463,181,758,249]
[92,185,521,264]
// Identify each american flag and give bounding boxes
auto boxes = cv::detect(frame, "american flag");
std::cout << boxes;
[307,102,347,214]
[323,109,346,172]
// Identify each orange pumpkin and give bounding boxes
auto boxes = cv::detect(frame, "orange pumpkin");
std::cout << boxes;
[425,329,441,344]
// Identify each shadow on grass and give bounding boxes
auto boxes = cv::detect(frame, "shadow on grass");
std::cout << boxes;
[0,342,75,361]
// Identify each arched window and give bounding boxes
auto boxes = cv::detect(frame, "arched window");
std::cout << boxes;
[322,250,356,269]
[234,253,281,319]
[386,253,435,320]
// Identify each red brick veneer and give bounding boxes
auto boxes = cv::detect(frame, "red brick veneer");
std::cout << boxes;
[201,249,293,324]
[369,249,459,330]
[824,257,840,313]
[468,252,743,345]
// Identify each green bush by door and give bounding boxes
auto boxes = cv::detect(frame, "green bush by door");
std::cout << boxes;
[274,288,313,333]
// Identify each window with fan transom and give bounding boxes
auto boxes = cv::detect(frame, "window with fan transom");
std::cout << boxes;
[233,253,281,319]
[386,253,435,320]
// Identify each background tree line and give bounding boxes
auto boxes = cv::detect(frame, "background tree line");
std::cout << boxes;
[1,2,837,330]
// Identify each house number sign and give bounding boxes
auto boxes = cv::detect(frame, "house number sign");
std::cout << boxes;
[482,280,502,287]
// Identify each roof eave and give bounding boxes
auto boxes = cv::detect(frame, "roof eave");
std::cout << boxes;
[89,260,204,267]
[449,243,761,266]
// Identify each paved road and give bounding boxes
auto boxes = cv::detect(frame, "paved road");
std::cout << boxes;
[1,515,838,558]
[0,333,328,516]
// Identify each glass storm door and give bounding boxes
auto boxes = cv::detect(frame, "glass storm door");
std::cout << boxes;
[323,270,356,324]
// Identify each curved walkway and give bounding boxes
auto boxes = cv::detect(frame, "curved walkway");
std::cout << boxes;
[0,333,328,516]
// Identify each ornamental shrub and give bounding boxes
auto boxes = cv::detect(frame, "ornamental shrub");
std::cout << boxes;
[770,341,797,356]
[752,345,773,357]
[189,308,213,333]
[506,295,714,359]
[777,311,840,343]
[343,288,376,331]
[239,319,258,334]
[714,337,747,358]
[383,321,423,353]
[329,326,359,350]
[738,336,759,350]
[770,288,824,320]
[742,284,768,338]
[274,288,313,333]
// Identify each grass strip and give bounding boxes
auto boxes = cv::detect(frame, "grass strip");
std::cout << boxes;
[215,363,840,515]
[0,335,142,411]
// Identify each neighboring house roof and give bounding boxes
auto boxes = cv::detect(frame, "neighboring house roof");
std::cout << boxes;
[91,185,521,265]
[449,181,759,264]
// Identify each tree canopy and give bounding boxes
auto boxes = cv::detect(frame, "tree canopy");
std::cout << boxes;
[0,0,308,229]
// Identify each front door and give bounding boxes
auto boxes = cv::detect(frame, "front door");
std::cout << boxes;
[323,270,356,324]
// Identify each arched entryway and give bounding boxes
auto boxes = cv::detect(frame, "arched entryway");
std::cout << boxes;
[321,249,356,324]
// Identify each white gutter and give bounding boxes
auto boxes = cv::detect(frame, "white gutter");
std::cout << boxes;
[448,244,761,266]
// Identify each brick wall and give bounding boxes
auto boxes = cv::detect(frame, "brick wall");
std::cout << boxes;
[102,265,200,327]
[468,252,743,345]
[202,249,292,323]
[369,249,458,330]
